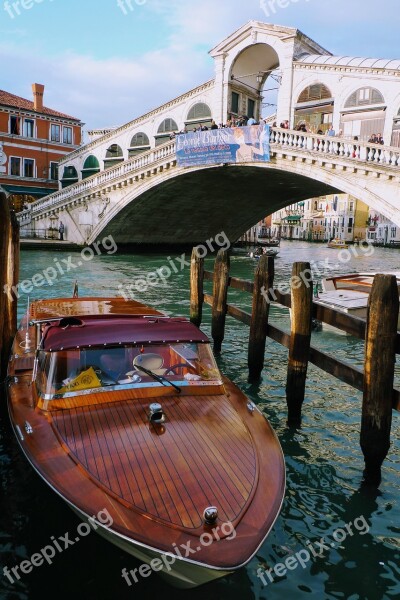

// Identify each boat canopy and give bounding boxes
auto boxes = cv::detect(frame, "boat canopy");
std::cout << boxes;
[42,317,210,352]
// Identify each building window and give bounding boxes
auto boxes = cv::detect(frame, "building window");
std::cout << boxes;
[50,162,59,180]
[231,92,239,115]
[10,157,21,176]
[23,119,35,138]
[10,116,21,135]
[187,103,212,121]
[391,227,397,237]
[24,159,34,178]
[50,124,61,142]
[63,126,73,144]
[349,201,354,212]
[348,217,353,227]
[247,98,255,119]
[344,87,385,108]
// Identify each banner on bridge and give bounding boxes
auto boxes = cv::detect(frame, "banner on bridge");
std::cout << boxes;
[176,124,270,167]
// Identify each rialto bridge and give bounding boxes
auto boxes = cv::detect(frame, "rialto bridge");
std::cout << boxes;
[16,21,400,245]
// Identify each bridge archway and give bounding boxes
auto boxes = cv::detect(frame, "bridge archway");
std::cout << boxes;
[88,159,397,247]
[228,43,280,122]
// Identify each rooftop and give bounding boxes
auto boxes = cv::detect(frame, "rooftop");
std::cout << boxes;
[0,89,81,121]
[296,55,400,71]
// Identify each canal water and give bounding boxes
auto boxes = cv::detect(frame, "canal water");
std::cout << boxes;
[0,241,399,600]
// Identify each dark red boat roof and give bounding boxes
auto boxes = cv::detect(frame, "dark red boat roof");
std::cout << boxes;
[42,316,209,351]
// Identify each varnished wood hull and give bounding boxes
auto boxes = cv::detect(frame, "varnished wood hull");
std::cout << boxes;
[7,299,285,588]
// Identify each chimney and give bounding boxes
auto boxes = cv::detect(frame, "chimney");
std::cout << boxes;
[32,83,44,112]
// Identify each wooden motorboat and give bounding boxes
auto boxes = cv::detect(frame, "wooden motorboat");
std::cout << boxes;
[7,297,285,588]
[327,239,348,249]
[316,272,400,329]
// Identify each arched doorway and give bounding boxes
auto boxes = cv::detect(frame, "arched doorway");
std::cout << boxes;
[104,144,124,170]
[294,83,334,133]
[340,87,386,141]
[155,118,178,146]
[229,43,280,123]
[128,132,150,157]
[81,155,100,179]
[391,107,400,147]
[61,165,79,188]
[185,103,212,130]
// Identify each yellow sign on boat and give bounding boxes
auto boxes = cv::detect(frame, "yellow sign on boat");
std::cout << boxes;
[58,367,101,393]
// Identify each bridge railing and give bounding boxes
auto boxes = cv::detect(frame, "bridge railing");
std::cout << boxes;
[18,140,177,222]
[270,127,400,166]
[17,127,400,224]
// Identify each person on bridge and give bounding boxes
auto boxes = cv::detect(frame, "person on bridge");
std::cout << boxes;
[59,221,65,241]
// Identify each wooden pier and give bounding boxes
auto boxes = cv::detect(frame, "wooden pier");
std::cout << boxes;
[190,248,399,486]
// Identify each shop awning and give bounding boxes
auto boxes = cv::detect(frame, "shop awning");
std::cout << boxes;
[1,184,55,197]
[283,215,301,221]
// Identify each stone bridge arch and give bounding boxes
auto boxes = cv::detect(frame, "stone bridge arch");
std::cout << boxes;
[87,157,398,247]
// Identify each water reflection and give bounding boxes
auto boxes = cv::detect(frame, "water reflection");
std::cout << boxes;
[1,241,398,599]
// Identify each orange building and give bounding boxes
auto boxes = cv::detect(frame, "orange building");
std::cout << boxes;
[0,83,83,211]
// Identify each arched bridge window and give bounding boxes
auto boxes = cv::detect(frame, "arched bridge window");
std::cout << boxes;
[297,84,332,104]
[185,103,212,130]
[341,87,386,142]
[104,144,124,170]
[344,87,385,108]
[61,165,78,188]
[155,118,178,146]
[81,155,100,179]
[295,83,334,133]
[128,132,150,158]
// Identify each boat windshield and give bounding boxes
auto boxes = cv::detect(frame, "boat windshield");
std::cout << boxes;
[36,342,223,402]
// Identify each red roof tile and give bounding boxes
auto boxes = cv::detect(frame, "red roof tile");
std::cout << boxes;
[0,89,81,122]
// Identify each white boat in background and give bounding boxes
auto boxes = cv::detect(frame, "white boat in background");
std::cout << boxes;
[327,239,348,249]
[315,272,400,329]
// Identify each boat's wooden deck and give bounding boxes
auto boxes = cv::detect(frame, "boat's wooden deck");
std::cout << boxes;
[51,392,258,530]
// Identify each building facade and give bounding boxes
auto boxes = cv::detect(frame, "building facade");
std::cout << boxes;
[0,84,82,211]
[269,195,369,242]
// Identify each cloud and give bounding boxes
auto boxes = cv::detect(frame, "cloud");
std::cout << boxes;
[0,39,214,132]
[1,0,400,132]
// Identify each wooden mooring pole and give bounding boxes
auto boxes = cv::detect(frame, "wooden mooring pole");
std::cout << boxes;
[248,255,274,381]
[361,274,398,485]
[189,248,204,327]
[211,249,230,353]
[0,192,20,381]
[286,262,313,426]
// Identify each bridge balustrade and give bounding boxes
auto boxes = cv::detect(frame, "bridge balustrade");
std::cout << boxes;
[16,128,400,225]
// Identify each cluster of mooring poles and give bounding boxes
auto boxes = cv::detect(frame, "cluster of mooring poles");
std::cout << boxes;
[190,248,399,486]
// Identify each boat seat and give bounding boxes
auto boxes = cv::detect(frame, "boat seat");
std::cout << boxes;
[132,353,166,376]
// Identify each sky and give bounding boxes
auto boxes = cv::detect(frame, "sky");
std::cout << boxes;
[1,0,399,137]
